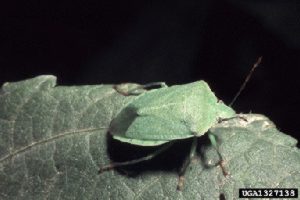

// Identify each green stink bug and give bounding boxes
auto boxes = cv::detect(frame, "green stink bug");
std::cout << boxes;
[111,81,235,145]
[99,57,262,191]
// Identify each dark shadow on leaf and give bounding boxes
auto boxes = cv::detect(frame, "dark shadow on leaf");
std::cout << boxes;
[109,106,138,137]
[105,131,216,177]
[198,134,221,170]
[219,193,226,200]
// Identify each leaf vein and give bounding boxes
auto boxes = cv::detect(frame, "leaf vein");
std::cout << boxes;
[0,127,106,163]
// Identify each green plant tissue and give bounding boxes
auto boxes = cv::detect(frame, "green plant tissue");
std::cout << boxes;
[0,76,299,200]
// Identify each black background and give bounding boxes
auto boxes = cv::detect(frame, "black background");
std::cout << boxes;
[1,0,299,144]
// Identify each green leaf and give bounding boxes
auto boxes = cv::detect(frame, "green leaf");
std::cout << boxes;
[0,76,299,200]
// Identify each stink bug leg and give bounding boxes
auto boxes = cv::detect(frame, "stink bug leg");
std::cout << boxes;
[177,137,198,191]
[218,115,247,123]
[142,82,168,89]
[114,82,168,96]
[99,138,199,191]
[208,133,228,176]
[99,142,174,173]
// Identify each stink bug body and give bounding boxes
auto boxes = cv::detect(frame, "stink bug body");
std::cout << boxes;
[110,81,235,145]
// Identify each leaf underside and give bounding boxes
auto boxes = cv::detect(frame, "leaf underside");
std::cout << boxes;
[0,76,299,200]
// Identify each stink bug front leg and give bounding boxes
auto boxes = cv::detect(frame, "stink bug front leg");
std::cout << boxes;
[208,133,228,176]
[142,82,168,89]
[113,82,168,96]
[177,137,198,191]
[218,115,247,123]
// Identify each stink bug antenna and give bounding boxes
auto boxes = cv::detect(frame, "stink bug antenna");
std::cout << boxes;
[229,56,262,107]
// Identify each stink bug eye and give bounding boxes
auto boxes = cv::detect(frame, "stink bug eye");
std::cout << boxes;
[99,57,262,191]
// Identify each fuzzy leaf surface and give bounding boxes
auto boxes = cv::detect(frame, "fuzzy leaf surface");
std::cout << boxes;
[0,76,299,200]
